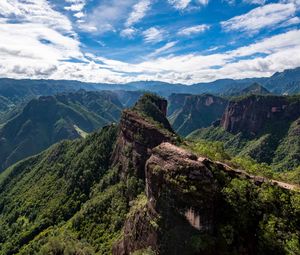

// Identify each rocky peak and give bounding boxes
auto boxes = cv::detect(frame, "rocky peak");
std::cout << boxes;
[111,94,176,180]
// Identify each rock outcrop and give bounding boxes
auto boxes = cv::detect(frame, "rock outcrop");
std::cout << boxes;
[114,143,219,255]
[168,94,228,136]
[111,94,176,179]
[112,94,300,255]
[221,95,300,136]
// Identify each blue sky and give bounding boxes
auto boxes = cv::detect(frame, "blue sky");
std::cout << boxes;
[0,0,300,84]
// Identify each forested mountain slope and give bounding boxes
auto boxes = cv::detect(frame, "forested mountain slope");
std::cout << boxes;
[0,94,299,255]
[0,90,123,172]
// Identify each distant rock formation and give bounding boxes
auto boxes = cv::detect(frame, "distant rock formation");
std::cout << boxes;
[221,95,300,136]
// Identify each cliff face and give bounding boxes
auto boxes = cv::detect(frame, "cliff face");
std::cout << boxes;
[169,94,228,136]
[111,95,176,180]
[114,139,300,255]
[114,143,218,255]
[221,95,300,136]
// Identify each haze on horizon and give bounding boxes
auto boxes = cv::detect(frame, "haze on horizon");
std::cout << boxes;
[0,0,300,85]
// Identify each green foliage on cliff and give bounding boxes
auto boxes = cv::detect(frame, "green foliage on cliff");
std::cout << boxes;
[219,179,300,255]
[184,140,230,162]
[184,139,300,183]
[133,93,174,133]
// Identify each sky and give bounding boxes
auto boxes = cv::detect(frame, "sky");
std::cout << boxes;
[0,0,300,84]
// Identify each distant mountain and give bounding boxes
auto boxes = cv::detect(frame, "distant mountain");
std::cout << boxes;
[1,67,300,105]
[0,90,123,172]
[113,90,144,108]
[168,94,228,136]
[263,67,300,94]
[227,83,271,97]
[189,94,300,171]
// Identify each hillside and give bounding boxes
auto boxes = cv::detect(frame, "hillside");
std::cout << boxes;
[189,94,300,171]
[0,90,123,172]
[0,94,299,255]
[168,94,228,136]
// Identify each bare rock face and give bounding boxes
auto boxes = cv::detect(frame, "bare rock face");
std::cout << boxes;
[113,143,218,255]
[145,143,217,212]
[221,95,300,136]
[111,95,176,180]
[112,200,159,255]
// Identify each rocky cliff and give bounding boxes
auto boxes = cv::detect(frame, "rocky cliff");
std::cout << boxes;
[221,95,300,136]
[113,139,300,255]
[0,93,299,255]
[168,94,228,136]
[111,94,177,180]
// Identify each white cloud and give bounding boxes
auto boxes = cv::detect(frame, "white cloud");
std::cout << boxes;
[177,24,210,36]
[74,29,300,84]
[222,3,298,34]
[225,0,266,5]
[1,0,300,86]
[142,27,165,43]
[74,12,85,19]
[126,0,151,27]
[168,0,192,9]
[244,0,266,4]
[198,0,209,5]
[120,28,137,38]
[168,0,209,9]
[147,41,178,58]
[0,0,73,33]
[79,0,135,33]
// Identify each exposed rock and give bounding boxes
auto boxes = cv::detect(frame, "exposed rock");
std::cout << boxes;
[221,95,300,136]
[114,143,218,255]
[111,94,176,180]
[168,94,228,136]
[113,199,159,255]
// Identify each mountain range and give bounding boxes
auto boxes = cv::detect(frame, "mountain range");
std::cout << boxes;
[0,94,299,255]
[1,67,300,103]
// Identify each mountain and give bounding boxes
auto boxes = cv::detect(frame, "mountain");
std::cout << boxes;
[0,94,299,255]
[189,94,300,171]
[0,90,123,172]
[226,83,271,97]
[113,90,145,108]
[263,67,300,94]
[1,67,300,106]
[168,94,228,136]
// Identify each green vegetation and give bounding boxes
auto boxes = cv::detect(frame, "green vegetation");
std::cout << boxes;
[0,125,119,254]
[168,94,227,136]
[184,139,300,184]
[189,117,300,173]
[0,92,299,255]
[133,93,173,133]
[218,179,300,254]
[0,90,123,172]
[184,139,230,162]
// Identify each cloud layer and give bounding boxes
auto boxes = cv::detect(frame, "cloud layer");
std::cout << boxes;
[0,0,300,85]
